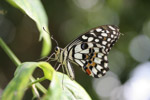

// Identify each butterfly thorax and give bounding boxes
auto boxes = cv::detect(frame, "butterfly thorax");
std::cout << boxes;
[54,46,68,65]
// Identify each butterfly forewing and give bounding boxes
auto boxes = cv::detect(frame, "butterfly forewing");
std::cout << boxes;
[66,25,120,78]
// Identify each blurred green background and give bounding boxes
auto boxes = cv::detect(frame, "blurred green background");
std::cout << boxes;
[1,0,150,100]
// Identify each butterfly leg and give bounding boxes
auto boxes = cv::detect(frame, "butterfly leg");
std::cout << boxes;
[55,63,61,71]
[46,53,56,62]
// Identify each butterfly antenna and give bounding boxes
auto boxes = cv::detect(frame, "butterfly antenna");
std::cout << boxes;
[51,35,58,46]
[43,27,58,46]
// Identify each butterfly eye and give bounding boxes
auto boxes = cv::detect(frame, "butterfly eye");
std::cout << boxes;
[55,46,60,53]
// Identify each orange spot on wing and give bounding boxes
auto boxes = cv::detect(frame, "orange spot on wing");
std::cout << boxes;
[91,62,96,67]
[94,53,97,57]
[104,37,107,40]
[86,55,89,59]
[86,69,91,75]
[87,63,90,67]
[91,53,97,61]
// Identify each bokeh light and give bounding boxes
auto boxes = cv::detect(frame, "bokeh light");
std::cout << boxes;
[93,72,121,99]
[129,35,150,62]
[72,0,99,10]
[123,62,150,100]
[0,14,16,43]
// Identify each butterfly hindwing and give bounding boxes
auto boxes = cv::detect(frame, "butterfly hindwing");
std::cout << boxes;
[72,43,109,78]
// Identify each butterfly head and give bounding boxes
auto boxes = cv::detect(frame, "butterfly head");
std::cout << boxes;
[55,46,61,54]
[54,46,63,61]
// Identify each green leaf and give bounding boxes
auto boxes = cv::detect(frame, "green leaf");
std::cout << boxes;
[43,72,62,100]
[7,0,51,56]
[38,62,55,80]
[2,62,91,100]
[2,62,38,100]
[2,62,54,100]
[43,72,92,100]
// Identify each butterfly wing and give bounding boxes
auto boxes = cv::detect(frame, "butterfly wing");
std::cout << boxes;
[65,25,121,78]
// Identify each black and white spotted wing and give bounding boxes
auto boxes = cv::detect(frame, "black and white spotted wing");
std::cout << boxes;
[54,25,121,79]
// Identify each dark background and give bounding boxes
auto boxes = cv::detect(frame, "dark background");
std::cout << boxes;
[1,0,150,100]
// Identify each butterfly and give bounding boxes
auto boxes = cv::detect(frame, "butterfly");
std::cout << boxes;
[51,25,121,80]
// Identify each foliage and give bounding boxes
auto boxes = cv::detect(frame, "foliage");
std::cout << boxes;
[7,0,51,57]
[0,0,91,100]
[1,61,91,100]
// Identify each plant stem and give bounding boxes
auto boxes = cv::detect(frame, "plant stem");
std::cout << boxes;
[30,77,46,86]
[0,37,47,93]
[30,76,47,93]
[0,38,21,66]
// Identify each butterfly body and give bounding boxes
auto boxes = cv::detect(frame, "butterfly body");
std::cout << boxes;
[54,25,121,80]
